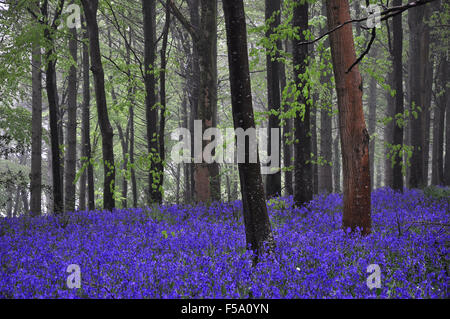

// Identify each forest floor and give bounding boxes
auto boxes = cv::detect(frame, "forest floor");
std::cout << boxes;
[0,188,448,298]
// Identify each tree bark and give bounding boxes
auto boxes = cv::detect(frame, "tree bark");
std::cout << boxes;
[222,0,274,260]
[368,47,378,191]
[280,40,293,197]
[392,0,404,191]
[293,0,312,207]
[157,4,171,203]
[432,54,448,185]
[30,11,43,216]
[82,0,116,211]
[326,0,371,235]
[80,15,95,211]
[64,11,78,212]
[265,0,282,198]
[408,4,429,189]
[42,1,64,215]
[319,2,333,194]
[142,0,162,205]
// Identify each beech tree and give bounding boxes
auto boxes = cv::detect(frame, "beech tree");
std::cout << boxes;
[326,0,371,235]
[82,0,116,211]
[293,0,312,207]
[222,0,274,259]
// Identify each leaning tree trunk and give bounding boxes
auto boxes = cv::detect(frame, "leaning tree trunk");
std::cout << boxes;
[222,0,274,260]
[293,0,312,207]
[264,0,282,198]
[82,0,116,211]
[64,15,78,212]
[326,0,371,235]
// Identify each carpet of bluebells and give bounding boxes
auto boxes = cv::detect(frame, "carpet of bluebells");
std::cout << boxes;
[0,188,448,299]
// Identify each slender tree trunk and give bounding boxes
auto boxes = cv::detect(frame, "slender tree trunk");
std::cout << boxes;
[280,40,293,197]
[422,55,433,186]
[188,0,200,203]
[319,3,333,194]
[293,0,312,207]
[223,0,274,260]
[126,27,137,208]
[333,116,341,193]
[368,47,378,191]
[44,26,63,214]
[385,69,395,188]
[158,5,171,203]
[326,0,371,235]
[142,0,162,205]
[433,54,448,185]
[311,98,319,195]
[82,0,116,211]
[80,15,95,211]
[265,0,282,198]
[442,57,450,186]
[392,0,404,191]
[64,14,78,212]
[30,17,43,216]
[408,4,428,189]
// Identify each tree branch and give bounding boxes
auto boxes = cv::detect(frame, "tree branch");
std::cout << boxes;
[159,0,197,42]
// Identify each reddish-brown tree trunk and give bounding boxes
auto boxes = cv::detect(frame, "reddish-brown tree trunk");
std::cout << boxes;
[326,0,371,235]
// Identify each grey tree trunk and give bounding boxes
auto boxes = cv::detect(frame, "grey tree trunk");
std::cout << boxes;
[293,0,312,207]
[64,16,78,212]
[222,0,274,261]
[30,21,43,216]
[265,0,282,198]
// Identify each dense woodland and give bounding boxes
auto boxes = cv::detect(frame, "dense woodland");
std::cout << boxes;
[0,0,449,299]
[0,0,449,255]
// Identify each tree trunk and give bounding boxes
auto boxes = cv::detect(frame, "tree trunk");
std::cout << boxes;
[293,0,312,207]
[142,0,162,205]
[188,0,200,203]
[326,0,371,235]
[385,69,395,188]
[82,0,116,211]
[408,4,429,189]
[319,3,333,194]
[433,54,448,185]
[265,0,282,198]
[368,47,378,191]
[392,0,404,191]
[280,40,293,197]
[43,14,63,215]
[222,0,274,260]
[333,116,341,193]
[80,15,95,211]
[311,97,319,195]
[157,5,171,203]
[64,13,78,212]
[30,16,43,216]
